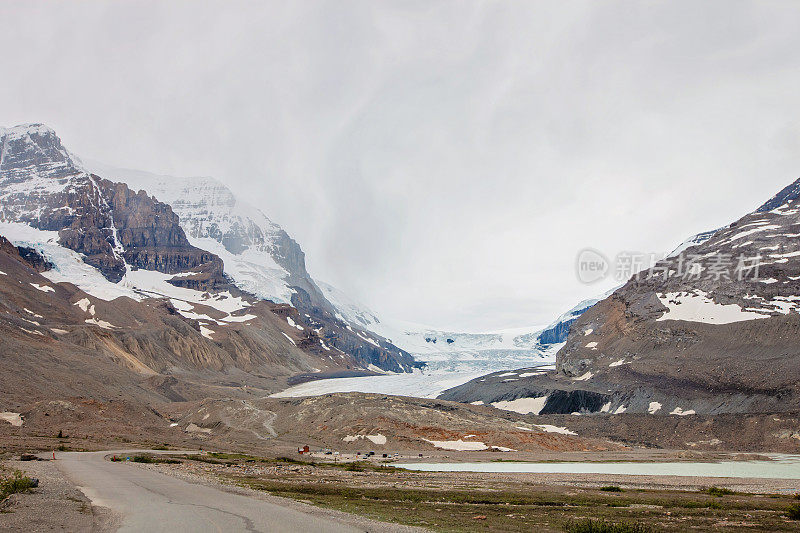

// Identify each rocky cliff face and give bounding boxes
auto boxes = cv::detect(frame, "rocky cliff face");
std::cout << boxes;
[0,125,223,285]
[89,163,417,372]
[0,228,354,410]
[0,123,417,373]
[558,178,800,413]
[442,176,800,418]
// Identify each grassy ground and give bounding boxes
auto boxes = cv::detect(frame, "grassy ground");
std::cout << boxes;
[237,477,798,532]
[159,454,800,532]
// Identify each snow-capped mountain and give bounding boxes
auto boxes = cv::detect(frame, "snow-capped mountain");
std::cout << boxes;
[0,123,415,373]
[0,124,222,285]
[86,162,307,306]
[82,160,415,372]
[443,175,800,418]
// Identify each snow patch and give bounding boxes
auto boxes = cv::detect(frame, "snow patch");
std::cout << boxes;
[199,325,215,339]
[669,407,696,416]
[342,434,387,445]
[648,401,662,414]
[533,424,577,435]
[518,371,546,377]
[84,317,117,330]
[30,283,54,293]
[657,290,769,324]
[491,396,547,415]
[0,412,23,427]
[423,439,488,451]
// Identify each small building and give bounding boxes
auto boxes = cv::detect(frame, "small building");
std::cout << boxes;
[298,445,310,454]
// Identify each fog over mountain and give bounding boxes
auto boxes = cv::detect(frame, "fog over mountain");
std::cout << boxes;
[3,1,800,330]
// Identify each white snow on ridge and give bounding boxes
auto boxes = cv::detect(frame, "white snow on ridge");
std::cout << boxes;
[84,162,296,306]
[187,235,293,305]
[0,221,259,328]
[657,290,770,324]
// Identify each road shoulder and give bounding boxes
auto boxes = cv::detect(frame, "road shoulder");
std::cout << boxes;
[0,457,119,532]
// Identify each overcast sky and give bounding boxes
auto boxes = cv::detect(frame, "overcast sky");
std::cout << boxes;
[3,1,800,331]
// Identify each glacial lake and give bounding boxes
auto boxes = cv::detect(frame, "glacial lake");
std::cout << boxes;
[394,455,800,479]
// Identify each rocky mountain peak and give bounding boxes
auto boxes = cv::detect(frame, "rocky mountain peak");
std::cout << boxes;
[756,176,800,213]
[0,123,83,182]
[0,125,224,284]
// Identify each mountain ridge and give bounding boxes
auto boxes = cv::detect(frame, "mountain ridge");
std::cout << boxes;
[0,123,414,373]
[440,175,800,426]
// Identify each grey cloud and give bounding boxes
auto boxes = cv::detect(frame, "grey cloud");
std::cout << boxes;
[2,0,799,330]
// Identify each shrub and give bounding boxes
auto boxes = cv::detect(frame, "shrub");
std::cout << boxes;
[275,456,305,465]
[707,486,735,497]
[563,518,652,533]
[787,503,800,520]
[131,455,180,464]
[600,485,623,492]
[0,471,35,501]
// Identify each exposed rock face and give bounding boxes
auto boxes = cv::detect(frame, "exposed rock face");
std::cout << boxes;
[0,125,223,284]
[442,176,800,418]
[0,228,356,406]
[1,124,414,372]
[90,164,417,372]
[557,178,800,413]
